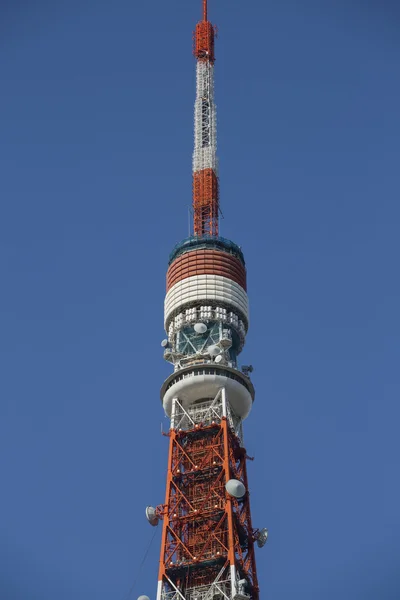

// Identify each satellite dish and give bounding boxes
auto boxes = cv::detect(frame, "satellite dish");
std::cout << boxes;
[215,354,223,364]
[208,344,221,356]
[145,506,159,527]
[256,527,269,548]
[225,479,246,498]
[161,339,169,348]
[194,322,207,334]
[138,596,150,600]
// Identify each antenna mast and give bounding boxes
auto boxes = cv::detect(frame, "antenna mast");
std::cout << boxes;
[192,0,218,236]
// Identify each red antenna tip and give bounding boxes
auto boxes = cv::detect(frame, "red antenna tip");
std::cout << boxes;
[203,0,207,21]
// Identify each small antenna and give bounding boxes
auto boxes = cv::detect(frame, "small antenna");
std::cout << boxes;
[203,0,207,21]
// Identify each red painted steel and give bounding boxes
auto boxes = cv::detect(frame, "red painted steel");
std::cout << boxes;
[193,169,219,237]
[194,21,215,63]
[157,420,259,599]
[166,249,247,292]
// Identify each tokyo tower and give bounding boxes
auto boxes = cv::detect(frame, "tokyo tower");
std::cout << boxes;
[144,3,268,600]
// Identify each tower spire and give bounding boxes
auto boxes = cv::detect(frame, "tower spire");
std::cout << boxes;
[192,0,218,236]
[146,5,267,600]
[203,0,207,21]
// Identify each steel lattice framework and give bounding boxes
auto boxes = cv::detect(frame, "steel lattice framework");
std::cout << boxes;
[153,3,265,600]
[156,393,260,600]
[192,1,219,236]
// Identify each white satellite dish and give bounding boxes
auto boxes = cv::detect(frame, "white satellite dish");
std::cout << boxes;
[161,339,169,348]
[215,354,223,364]
[208,344,221,356]
[194,322,207,334]
[145,506,159,527]
[225,479,246,498]
[138,596,150,600]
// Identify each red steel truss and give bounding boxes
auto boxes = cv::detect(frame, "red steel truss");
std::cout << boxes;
[157,419,259,600]
[193,0,215,63]
[193,169,219,237]
[194,20,215,63]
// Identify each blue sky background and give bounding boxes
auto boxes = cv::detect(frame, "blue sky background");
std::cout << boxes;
[1,1,399,598]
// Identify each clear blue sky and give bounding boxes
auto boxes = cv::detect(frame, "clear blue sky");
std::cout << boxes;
[1,1,399,598]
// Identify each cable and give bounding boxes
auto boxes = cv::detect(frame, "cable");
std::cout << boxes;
[120,527,158,600]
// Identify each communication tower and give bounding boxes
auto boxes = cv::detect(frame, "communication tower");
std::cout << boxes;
[146,3,267,600]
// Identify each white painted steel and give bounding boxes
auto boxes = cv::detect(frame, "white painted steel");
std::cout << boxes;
[164,575,188,600]
[221,387,227,418]
[230,565,237,600]
[171,390,244,444]
[162,371,253,419]
[164,275,249,330]
[193,61,218,174]
[156,580,162,600]
[170,397,178,430]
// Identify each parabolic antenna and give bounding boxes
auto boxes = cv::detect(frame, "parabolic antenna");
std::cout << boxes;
[194,322,207,334]
[208,344,221,356]
[225,479,246,498]
[256,527,268,548]
[161,339,169,348]
[145,506,159,527]
[215,354,223,364]
[138,596,150,600]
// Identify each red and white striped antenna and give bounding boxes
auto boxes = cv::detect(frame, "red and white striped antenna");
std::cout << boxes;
[192,0,219,236]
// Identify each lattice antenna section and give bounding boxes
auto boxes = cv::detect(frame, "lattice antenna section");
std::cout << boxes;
[193,62,218,174]
[192,1,219,236]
